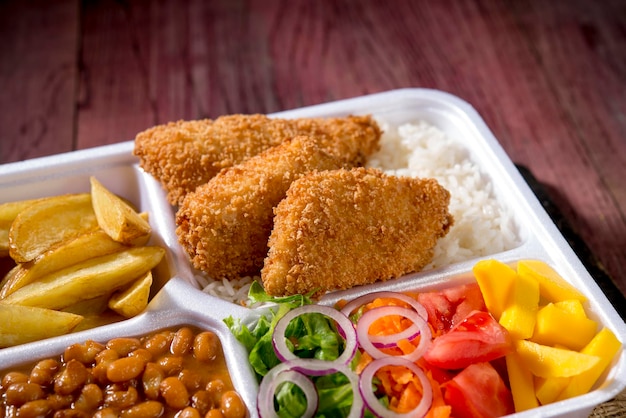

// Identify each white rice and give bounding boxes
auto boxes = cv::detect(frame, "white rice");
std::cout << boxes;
[367,120,519,268]
[198,119,520,304]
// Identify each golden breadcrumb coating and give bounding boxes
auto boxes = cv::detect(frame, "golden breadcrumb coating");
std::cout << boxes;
[261,167,454,297]
[175,136,350,279]
[134,114,381,205]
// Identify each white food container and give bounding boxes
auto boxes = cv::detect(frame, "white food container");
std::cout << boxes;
[0,88,624,418]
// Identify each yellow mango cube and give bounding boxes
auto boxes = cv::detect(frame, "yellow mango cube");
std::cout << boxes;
[531,302,598,351]
[473,259,516,320]
[516,260,586,303]
[506,352,540,412]
[515,340,600,378]
[499,271,540,340]
[553,299,587,318]
[557,328,622,401]
[534,376,570,405]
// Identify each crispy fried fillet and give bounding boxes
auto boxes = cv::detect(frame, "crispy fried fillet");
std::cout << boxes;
[134,114,381,205]
[175,136,350,279]
[261,167,454,297]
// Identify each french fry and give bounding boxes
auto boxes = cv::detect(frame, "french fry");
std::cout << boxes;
[8,193,98,262]
[0,303,83,347]
[90,177,151,245]
[0,264,20,296]
[2,246,165,310]
[0,197,46,257]
[62,293,112,317]
[0,230,128,299]
[108,270,153,318]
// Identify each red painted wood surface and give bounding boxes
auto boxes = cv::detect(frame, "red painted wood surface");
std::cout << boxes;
[1,0,624,303]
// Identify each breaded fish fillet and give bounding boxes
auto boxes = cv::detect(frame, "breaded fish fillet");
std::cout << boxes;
[175,136,349,279]
[134,114,381,205]
[261,167,454,297]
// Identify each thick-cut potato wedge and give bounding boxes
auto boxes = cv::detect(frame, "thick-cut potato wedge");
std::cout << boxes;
[8,193,98,263]
[90,177,151,245]
[0,303,83,347]
[108,270,153,318]
[0,265,20,296]
[2,246,165,310]
[0,230,128,299]
[0,198,46,257]
[62,293,112,317]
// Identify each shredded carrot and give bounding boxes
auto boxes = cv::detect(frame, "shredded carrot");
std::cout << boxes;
[393,378,421,412]
[424,368,451,418]
[355,350,374,374]
[397,338,415,356]
[357,295,452,418]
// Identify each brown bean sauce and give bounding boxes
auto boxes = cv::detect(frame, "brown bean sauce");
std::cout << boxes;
[0,326,247,418]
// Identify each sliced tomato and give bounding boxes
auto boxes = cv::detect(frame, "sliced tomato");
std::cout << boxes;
[418,283,486,335]
[443,362,514,418]
[423,310,511,370]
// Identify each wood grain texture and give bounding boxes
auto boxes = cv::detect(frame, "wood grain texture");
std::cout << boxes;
[0,0,79,162]
[0,0,625,301]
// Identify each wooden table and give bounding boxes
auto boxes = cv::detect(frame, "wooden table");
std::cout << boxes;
[0,0,625,413]
[3,0,625,303]
[2,1,625,292]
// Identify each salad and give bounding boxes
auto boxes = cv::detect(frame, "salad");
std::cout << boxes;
[225,259,621,418]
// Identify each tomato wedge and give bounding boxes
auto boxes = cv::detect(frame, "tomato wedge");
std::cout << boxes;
[418,283,486,335]
[443,362,514,418]
[424,310,511,370]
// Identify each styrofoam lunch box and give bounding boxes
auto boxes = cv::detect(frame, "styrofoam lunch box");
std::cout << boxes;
[0,88,624,417]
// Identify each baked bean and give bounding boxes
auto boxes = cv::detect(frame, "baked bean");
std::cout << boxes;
[143,332,173,357]
[205,379,225,406]
[104,385,138,409]
[206,409,224,418]
[106,338,141,357]
[47,393,73,410]
[190,390,214,415]
[129,348,153,363]
[53,409,91,417]
[74,383,103,411]
[177,406,202,418]
[92,407,119,418]
[120,400,165,418]
[142,363,164,400]
[160,377,189,409]
[54,360,89,396]
[5,382,45,406]
[157,355,184,376]
[92,349,120,383]
[95,348,120,365]
[1,326,244,418]
[179,368,204,392]
[193,332,220,362]
[171,327,195,356]
[29,359,60,387]
[220,391,245,418]
[1,371,29,388]
[64,340,105,364]
[17,399,51,417]
[107,357,147,383]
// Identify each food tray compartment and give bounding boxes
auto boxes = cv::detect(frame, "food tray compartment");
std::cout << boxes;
[0,147,193,296]
[1,88,624,417]
[0,277,258,416]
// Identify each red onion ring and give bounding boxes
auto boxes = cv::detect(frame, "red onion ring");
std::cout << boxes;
[340,291,428,349]
[257,359,364,418]
[359,357,433,418]
[257,361,318,418]
[340,291,428,320]
[272,305,357,375]
[356,306,432,362]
